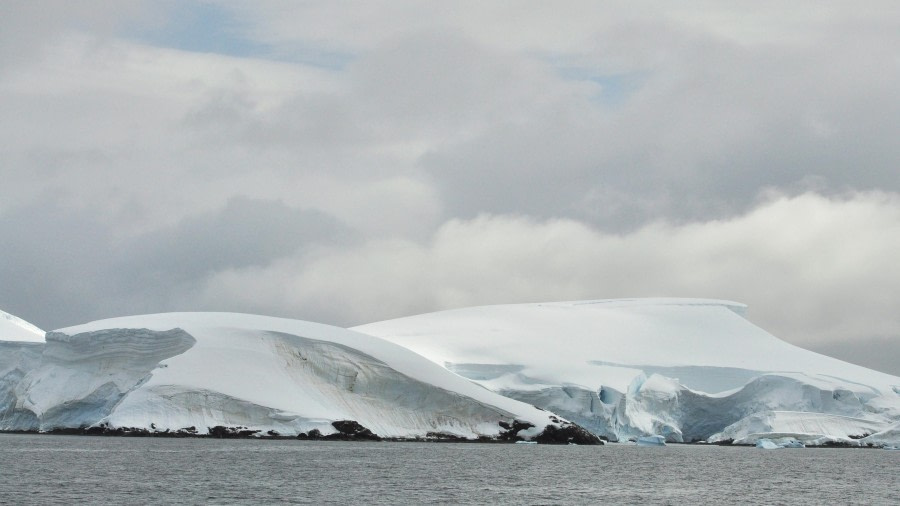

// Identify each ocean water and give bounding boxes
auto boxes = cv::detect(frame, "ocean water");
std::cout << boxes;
[1,435,898,505]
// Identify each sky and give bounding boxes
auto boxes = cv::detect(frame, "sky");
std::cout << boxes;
[1,1,899,374]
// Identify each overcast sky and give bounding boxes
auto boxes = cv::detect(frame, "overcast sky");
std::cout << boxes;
[2,1,899,374]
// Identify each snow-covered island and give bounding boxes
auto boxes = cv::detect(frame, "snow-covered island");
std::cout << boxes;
[356,299,900,448]
[0,310,597,443]
[3,299,900,448]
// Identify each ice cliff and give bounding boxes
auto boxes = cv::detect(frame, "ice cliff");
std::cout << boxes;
[0,312,593,442]
[355,298,900,447]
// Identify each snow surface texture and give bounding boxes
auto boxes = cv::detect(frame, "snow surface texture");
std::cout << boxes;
[0,312,565,439]
[355,298,900,446]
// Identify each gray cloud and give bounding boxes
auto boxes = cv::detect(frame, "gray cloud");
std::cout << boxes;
[807,337,900,378]
[421,19,900,228]
[0,202,114,329]
[0,197,350,329]
[113,196,352,292]
[0,0,154,72]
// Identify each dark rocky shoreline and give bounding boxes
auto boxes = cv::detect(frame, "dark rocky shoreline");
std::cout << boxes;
[0,418,605,445]
[4,428,892,448]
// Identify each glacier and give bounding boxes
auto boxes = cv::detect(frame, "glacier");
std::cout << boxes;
[0,311,597,443]
[4,299,899,447]
[354,298,900,447]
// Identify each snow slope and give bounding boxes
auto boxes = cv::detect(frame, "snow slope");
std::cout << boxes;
[0,312,584,440]
[0,310,44,343]
[354,298,900,446]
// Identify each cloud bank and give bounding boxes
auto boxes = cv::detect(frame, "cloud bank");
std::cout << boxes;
[198,192,900,348]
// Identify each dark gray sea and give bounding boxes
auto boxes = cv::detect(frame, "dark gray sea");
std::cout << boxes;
[1,434,898,505]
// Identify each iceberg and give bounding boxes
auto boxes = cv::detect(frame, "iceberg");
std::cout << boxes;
[779,439,805,448]
[756,439,781,449]
[0,311,600,443]
[636,435,667,446]
[755,437,805,449]
[354,298,900,446]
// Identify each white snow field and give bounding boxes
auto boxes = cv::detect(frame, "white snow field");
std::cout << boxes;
[0,309,45,343]
[355,298,900,447]
[0,312,590,441]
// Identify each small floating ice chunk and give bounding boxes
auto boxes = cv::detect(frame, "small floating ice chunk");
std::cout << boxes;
[778,438,805,448]
[756,439,781,449]
[636,435,667,446]
[756,437,805,449]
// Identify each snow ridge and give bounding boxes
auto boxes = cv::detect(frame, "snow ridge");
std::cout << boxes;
[0,310,45,343]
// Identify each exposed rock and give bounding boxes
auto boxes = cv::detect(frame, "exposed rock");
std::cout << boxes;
[498,419,535,441]
[177,426,198,436]
[297,428,322,440]
[208,425,261,438]
[330,420,381,441]
[425,431,470,442]
[533,423,603,445]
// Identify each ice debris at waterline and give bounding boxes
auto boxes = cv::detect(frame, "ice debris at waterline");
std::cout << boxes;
[636,435,667,446]
[756,439,781,450]
[0,311,600,444]
[355,298,900,448]
[755,438,805,449]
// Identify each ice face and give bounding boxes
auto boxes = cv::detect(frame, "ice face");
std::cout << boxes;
[0,341,43,429]
[6,328,195,431]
